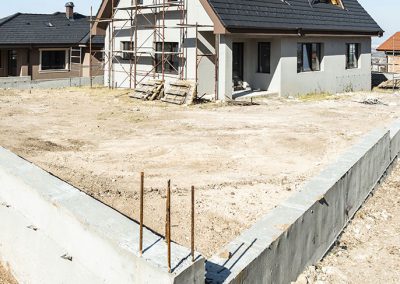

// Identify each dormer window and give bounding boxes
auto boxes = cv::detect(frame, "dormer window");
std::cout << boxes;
[313,0,344,9]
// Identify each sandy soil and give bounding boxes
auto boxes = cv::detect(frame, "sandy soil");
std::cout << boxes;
[0,263,16,284]
[295,161,400,284]
[0,87,399,257]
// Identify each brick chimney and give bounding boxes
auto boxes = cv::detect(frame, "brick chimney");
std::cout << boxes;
[65,2,75,19]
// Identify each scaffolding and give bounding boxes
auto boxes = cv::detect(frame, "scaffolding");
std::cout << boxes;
[89,0,218,100]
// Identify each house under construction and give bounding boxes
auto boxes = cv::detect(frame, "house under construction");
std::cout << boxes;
[92,0,383,100]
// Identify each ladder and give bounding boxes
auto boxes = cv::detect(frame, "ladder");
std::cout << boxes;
[70,47,82,76]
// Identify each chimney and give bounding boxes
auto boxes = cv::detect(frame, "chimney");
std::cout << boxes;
[65,2,75,19]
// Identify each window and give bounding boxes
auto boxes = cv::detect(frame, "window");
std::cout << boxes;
[313,0,344,8]
[346,43,360,69]
[257,42,271,73]
[41,50,67,70]
[155,42,179,74]
[0,50,2,68]
[121,41,134,60]
[297,43,322,73]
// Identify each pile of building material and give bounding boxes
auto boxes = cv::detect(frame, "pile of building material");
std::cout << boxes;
[161,80,196,105]
[378,79,400,89]
[130,79,164,101]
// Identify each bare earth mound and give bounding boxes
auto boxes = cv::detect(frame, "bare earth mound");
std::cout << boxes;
[0,263,17,284]
[0,87,399,257]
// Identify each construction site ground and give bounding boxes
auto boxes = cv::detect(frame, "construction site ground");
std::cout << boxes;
[295,161,400,284]
[0,263,16,284]
[0,87,399,259]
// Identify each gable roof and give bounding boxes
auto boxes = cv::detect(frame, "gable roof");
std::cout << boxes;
[377,32,400,52]
[93,0,119,34]
[0,12,103,45]
[205,0,383,36]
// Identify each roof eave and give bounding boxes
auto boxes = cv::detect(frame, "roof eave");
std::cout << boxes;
[225,27,384,37]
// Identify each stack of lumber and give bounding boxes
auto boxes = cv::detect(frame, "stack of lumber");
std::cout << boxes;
[130,79,164,101]
[161,80,196,105]
[378,79,400,89]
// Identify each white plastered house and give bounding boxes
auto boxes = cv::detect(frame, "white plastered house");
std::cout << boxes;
[93,0,383,100]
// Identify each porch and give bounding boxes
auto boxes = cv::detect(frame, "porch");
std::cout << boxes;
[216,35,282,100]
[0,48,30,77]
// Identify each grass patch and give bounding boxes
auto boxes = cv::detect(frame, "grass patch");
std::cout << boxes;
[298,92,336,102]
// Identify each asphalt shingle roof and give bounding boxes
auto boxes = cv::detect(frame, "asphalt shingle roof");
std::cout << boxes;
[207,0,383,35]
[0,12,104,45]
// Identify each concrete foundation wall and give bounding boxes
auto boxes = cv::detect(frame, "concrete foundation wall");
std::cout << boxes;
[0,147,204,284]
[206,123,399,284]
[0,75,104,89]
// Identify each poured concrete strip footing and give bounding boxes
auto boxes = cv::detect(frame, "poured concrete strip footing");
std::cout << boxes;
[206,120,400,284]
[0,147,204,284]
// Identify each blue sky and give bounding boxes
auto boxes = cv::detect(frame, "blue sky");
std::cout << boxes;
[0,0,397,47]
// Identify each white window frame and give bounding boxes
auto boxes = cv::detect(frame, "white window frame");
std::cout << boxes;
[39,48,70,73]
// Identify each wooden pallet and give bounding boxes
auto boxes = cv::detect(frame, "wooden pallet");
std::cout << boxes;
[161,80,196,105]
[378,79,400,89]
[130,80,164,101]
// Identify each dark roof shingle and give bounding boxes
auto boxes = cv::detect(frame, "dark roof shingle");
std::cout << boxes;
[0,12,94,45]
[207,0,383,35]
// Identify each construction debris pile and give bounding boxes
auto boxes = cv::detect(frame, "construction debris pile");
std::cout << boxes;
[130,79,197,105]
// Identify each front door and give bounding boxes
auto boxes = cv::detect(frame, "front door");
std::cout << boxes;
[8,50,17,77]
[232,43,244,86]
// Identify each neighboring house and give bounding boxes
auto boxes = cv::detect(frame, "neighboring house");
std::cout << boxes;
[0,2,104,80]
[95,0,383,99]
[377,32,400,73]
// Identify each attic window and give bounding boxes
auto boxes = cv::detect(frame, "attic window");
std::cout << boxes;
[313,0,344,9]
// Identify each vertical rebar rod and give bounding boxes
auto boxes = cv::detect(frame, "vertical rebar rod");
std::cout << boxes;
[166,180,171,272]
[191,185,195,262]
[139,172,144,256]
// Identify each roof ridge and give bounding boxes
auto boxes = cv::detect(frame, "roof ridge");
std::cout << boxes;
[0,13,21,26]
[15,12,87,16]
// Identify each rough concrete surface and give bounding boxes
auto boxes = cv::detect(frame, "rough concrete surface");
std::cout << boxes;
[0,147,203,284]
[206,128,392,283]
[0,76,103,90]
[0,88,399,258]
[295,161,400,284]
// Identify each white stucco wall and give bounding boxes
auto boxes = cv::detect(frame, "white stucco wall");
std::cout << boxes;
[231,36,282,93]
[225,35,372,97]
[279,36,372,96]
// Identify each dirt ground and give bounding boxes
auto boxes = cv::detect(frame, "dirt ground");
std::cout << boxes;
[0,263,16,284]
[0,87,399,257]
[295,161,400,284]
